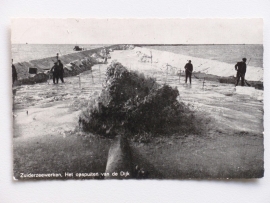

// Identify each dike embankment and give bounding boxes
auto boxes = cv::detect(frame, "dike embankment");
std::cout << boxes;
[13,44,134,85]
[134,47,264,90]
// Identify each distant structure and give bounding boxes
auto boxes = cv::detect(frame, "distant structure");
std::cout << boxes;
[73,45,83,51]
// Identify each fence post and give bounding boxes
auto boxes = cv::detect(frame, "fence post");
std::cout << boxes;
[165,63,168,84]
[99,65,101,82]
[203,77,205,88]
[91,69,94,83]
[78,75,81,88]
[179,70,181,84]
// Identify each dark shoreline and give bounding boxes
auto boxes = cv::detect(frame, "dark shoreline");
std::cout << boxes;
[190,72,264,90]
[12,44,263,90]
[12,44,132,86]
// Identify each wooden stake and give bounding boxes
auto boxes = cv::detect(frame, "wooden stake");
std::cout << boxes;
[165,63,168,84]
[150,53,152,70]
[78,75,81,88]
[91,69,94,83]
[179,70,181,84]
[99,65,101,82]
[203,77,205,88]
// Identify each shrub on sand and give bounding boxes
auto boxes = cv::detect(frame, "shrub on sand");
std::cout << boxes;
[79,61,193,137]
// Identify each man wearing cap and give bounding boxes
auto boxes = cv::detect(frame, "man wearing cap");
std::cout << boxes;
[184,60,193,84]
[58,60,64,83]
[235,58,247,86]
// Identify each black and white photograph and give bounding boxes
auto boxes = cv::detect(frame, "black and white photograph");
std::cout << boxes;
[11,18,264,180]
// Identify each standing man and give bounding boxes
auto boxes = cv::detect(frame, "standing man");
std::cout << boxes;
[184,60,193,84]
[12,59,17,85]
[235,58,247,86]
[51,62,59,84]
[58,60,64,83]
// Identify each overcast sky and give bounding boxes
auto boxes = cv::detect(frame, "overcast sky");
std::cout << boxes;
[11,18,263,44]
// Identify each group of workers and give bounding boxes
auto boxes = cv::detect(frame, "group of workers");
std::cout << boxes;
[50,59,65,84]
[184,58,247,86]
[11,58,65,85]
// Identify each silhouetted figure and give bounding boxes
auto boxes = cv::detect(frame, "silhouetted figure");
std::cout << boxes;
[235,58,247,86]
[134,165,140,178]
[58,60,64,83]
[51,62,59,84]
[12,59,17,84]
[133,165,149,179]
[184,60,193,84]
[137,168,149,179]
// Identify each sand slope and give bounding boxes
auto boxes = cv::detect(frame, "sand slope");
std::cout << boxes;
[134,47,263,82]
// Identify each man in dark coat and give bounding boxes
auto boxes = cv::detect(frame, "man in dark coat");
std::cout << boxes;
[184,60,193,84]
[51,62,59,84]
[12,60,18,85]
[235,58,247,86]
[58,60,64,83]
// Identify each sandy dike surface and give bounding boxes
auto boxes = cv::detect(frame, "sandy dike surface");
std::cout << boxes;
[13,48,264,179]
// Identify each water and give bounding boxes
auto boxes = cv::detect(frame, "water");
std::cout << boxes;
[11,44,110,63]
[12,44,263,68]
[143,44,263,68]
